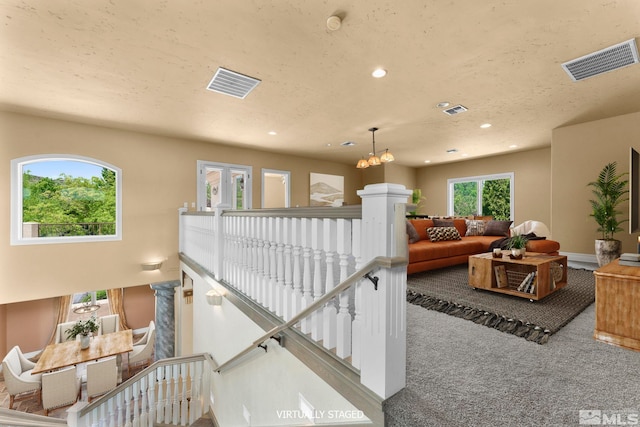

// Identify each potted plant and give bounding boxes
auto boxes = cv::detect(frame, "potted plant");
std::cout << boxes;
[66,316,99,349]
[588,161,629,267]
[408,189,426,216]
[506,234,528,259]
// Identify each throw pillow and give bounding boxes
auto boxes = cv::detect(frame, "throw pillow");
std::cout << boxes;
[427,226,462,242]
[406,220,420,243]
[483,220,513,237]
[433,219,454,227]
[465,219,486,236]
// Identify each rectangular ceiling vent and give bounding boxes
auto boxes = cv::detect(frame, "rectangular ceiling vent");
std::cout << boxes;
[562,38,639,82]
[206,67,261,99]
[442,105,468,116]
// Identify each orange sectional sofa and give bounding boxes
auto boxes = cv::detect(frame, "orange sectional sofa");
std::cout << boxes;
[407,218,560,275]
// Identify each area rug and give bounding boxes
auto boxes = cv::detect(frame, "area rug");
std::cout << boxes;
[406,264,595,344]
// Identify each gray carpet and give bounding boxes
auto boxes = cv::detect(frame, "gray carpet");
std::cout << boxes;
[406,265,595,343]
[384,302,640,427]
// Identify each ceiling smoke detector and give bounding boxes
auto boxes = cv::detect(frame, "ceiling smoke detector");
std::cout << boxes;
[562,38,639,82]
[206,67,261,99]
[442,105,468,116]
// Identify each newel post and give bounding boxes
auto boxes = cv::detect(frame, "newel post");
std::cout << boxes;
[357,183,411,399]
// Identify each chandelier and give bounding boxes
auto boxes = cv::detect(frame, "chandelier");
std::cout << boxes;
[356,127,395,168]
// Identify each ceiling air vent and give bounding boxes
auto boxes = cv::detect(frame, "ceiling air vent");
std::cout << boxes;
[442,105,468,116]
[562,38,639,82]
[206,67,261,99]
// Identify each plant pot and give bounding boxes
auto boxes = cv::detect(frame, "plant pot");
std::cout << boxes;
[511,248,525,259]
[595,239,622,267]
[80,334,90,350]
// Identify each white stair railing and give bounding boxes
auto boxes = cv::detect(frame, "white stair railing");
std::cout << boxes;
[179,183,411,400]
[67,354,213,427]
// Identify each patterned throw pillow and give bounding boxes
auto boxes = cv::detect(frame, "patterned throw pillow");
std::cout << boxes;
[427,226,462,242]
[465,219,486,236]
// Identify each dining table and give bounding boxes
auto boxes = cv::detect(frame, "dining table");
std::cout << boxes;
[32,329,133,382]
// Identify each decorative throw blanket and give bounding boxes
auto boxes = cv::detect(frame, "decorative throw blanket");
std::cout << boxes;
[487,232,545,252]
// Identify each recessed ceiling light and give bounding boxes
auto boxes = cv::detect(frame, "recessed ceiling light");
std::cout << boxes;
[480,123,492,129]
[372,68,387,78]
[462,153,469,157]
[446,148,458,154]
[326,143,332,147]
[341,141,356,147]
[509,144,518,149]
[268,131,277,135]
[436,102,450,108]
[424,160,431,163]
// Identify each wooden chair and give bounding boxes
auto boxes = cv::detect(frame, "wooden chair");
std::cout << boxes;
[42,366,81,416]
[1,346,42,409]
[86,356,118,402]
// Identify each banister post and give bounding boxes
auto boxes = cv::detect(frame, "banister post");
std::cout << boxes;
[357,183,411,399]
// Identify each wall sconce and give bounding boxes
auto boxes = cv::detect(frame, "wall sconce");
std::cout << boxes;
[141,261,163,271]
[206,289,223,306]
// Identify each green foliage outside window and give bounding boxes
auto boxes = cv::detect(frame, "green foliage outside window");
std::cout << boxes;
[453,182,477,216]
[482,178,510,220]
[22,167,116,236]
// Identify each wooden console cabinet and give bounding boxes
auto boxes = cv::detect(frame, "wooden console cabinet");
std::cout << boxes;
[594,260,640,351]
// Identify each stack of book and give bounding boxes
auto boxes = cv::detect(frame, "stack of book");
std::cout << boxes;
[619,253,640,267]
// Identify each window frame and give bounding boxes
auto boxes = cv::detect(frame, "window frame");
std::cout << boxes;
[196,160,252,211]
[447,172,514,219]
[10,154,122,245]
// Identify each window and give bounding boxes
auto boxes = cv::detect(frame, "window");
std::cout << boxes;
[447,173,514,220]
[197,161,252,211]
[68,290,110,321]
[11,155,122,245]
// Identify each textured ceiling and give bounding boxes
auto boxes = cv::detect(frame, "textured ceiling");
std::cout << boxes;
[2,1,640,167]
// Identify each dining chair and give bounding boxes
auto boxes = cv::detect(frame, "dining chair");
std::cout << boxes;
[128,320,155,375]
[1,346,42,409]
[98,314,120,335]
[54,321,78,344]
[86,356,118,402]
[41,366,81,416]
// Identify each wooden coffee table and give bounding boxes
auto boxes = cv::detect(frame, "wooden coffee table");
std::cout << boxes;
[468,252,568,301]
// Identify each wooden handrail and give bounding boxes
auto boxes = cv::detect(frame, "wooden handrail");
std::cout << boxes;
[215,255,407,374]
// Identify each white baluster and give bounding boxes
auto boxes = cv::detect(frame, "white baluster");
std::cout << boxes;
[172,365,180,425]
[282,217,293,321]
[291,218,303,317]
[336,219,353,358]
[261,217,270,307]
[148,369,156,427]
[351,219,363,369]
[164,366,173,424]
[268,217,278,312]
[180,363,188,426]
[124,387,132,427]
[300,218,313,333]
[139,376,148,427]
[132,381,140,427]
[275,217,285,317]
[322,218,338,350]
[311,218,324,341]
[189,362,197,425]
[156,367,164,425]
[255,217,265,305]
[115,391,124,427]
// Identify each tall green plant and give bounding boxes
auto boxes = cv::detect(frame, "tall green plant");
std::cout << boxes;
[588,161,628,240]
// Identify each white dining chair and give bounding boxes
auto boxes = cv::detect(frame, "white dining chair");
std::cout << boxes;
[128,321,155,375]
[54,321,78,344]
[41,366,81,416]
[1,346,42,409]
[98,314,120,335]
[86,356,118,402]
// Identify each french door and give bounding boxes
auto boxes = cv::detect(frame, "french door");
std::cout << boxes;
[197,161,252,211]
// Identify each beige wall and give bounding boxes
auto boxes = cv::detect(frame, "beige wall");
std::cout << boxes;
[416,148,552,226]
[552,111,640,255]
[263,174,287,208]
[0,111,364,305]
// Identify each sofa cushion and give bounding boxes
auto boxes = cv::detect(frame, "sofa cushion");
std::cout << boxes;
[465,219,486,236]
[483,220,513,236]
[427,226,462,242]
[409,219,434,241]
[432,219,454,227]
[406,220,420,243]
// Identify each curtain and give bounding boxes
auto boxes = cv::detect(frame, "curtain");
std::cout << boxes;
[107,288,129,331]
[31,295,73,360]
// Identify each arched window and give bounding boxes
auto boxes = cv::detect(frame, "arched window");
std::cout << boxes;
[11,154,122,245]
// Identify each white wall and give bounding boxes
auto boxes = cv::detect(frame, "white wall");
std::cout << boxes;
[181,262,369,426]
